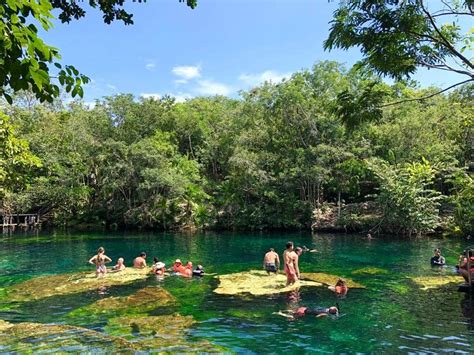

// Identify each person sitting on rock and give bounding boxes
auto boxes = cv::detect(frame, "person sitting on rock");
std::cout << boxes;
[112,257,126,272]
[133,252,147,268]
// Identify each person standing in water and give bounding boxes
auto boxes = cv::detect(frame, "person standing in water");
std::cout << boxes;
[89,247,112,277]
[263,248,280,274]
[430,248,446,266]
[283,242,299,286]
[133,252,147,268]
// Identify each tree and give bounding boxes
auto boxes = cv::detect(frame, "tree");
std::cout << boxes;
[325,0,473,86]
[0,0,195,104]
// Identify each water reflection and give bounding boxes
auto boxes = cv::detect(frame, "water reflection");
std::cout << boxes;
[460,294,474,330]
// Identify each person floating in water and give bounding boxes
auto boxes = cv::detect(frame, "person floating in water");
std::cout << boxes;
[263,248,280,274]
[328,278,349,296]
[112,257,126,272]
[276,305,339,320]
[431,248,446,266]
[283,241,300,286]
[183,261,193,277]
[88,247,112,277]
[133,252,147,268]
[301,245,317,253]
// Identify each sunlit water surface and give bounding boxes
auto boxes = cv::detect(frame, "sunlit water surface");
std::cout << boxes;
[0,231,473,353]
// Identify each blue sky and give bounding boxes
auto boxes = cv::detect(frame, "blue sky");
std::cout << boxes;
[41,0,470,103]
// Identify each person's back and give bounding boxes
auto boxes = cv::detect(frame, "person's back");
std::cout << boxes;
[133,252,147,268]
[263,248,279,274]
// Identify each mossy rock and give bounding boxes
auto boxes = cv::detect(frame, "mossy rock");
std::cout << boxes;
[214,270,322,296]
[69,286,177,319]
[351,267,389,275]
[409,275,461,290]
[301,272,365,288]
[105,315,225,352]
[6,268,152,302]
[0,320,137,352]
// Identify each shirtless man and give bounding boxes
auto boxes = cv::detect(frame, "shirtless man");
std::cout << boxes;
[263,248,280,274]
[133,252,147,268]
[88,247,112,277]
[283,242,300,286]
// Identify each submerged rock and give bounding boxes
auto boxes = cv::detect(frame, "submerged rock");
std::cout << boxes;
[351,267,389,275]
[409,275,461,290]
[0,320,137,352]
[301,272,365,288]
[105,315,225,352]
[68,286,177,318]
[6,268,152,302]
[214,270,322,296]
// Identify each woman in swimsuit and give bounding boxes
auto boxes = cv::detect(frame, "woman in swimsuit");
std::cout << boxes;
[89,247,112,277]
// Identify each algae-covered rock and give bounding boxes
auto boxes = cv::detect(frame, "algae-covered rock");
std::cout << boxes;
[69,286,177,318]
[0,320,137,352]
[409,275,461,290]
[6,268,152,302]
[351,267,389,275]
[301,272,365,288]
[105,315,225,352]
[214,270,322,296]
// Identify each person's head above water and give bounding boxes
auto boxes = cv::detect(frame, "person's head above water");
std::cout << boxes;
[434,248,441,256]
[117,257,124,264]
[269,248,275,252]
[336,278,346,286]
[295,247,303,255]
[286,241,294,250]
[328,306,339,315]
[153,257,158,263]
[97,247,105,254]
[175,259,182,264]
[186,261,193,268]
[139,252,146,258]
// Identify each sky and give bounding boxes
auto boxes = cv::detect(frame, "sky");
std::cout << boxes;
[41,0,471,104]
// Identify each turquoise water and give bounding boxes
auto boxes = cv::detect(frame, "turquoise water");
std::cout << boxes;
[0,231,473,353]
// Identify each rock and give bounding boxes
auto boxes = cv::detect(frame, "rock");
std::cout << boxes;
[105,315,225,352]
[301,272,365,288]
[409,275,461,290]
[6,268,152,302]
[0,320,137,352]
[351,267,389,275]
[213,270,322,296]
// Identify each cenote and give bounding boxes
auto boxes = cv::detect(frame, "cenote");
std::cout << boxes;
[0,231,473,353]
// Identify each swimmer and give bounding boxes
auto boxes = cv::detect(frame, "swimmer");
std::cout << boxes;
[430,248,446,266]
[328,278,349,296]
[301,245,317,253]
[458,250,474,284]
[133,252,147,268]
[151,258,166,276]
[88,247,112,277]
[183,261,193,277]
[275,305,339,320]
[263,248,280,274]
[112,257,126,272]
[172,259,187,275]
[193,264,205,277]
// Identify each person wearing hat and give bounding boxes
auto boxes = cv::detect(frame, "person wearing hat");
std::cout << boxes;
[172,259,186,274]
[193,264,205,277]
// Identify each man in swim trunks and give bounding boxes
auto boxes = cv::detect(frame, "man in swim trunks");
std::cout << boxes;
[276,305,339,320]
[283,242,300,286]
[89,247,112,277]
[133,252,147,268]
[263,248,280,274]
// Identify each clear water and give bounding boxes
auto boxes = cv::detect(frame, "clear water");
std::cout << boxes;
[0,231,473,353]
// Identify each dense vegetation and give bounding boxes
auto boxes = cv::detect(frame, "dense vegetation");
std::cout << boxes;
[1,62,473,236]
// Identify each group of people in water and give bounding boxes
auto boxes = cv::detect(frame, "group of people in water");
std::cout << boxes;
[88,248,205,278]
[431,247,474,285]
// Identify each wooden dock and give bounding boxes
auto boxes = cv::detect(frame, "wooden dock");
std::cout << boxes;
[1,213,41,232]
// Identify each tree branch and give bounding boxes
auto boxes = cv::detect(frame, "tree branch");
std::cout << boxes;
[381,79,474,107]
[431,11,473,18]
[420,0,474,70]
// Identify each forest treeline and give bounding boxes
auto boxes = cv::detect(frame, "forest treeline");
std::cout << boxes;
[1,62,473,236]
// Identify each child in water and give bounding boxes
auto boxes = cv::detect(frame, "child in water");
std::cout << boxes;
[112,257,126,272]
[89,247,112,277]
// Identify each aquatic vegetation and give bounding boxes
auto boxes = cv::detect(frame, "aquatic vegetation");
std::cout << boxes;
[409,275,461,290]
[6,268,152,302]
[105,315,226,352]
[214,270,322,296]
[301,273,365,288]
[351,267,389,275]
[0,320,137,352]
[68,286,177,319]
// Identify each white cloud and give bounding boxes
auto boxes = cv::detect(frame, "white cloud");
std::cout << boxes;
[83,101,97,109]
[140,93,161,100]
[172,65,201,81]
[195,80,232,96]
[174,79,188,85]
[239,70,291,86]
[145,62,156,71]
[106,83,117,91]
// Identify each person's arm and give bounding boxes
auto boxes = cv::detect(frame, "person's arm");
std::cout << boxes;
[104,255,112,263]
[294,255,300,278]
[263,255,266,269]
[316,313,328,318]
[276,254,280,270]
[88,256,97,265]
[440,256,446,265]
